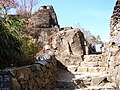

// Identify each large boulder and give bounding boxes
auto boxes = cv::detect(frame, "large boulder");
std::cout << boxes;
[52,28,86,66]
[28,5,59,28]
[25,5,59,49]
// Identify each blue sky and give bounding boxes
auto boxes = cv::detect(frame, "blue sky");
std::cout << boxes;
[9,0,116,41]
[33,0,116,41]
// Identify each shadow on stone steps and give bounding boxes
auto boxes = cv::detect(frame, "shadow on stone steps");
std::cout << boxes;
[54,60,79,90]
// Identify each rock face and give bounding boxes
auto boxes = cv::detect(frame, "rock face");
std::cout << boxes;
[108,0,120,88]
[52,28,86,66]
[25,5,59,49]
[28,5,58,28]
[5,56,57,90]
[110,0,120,38]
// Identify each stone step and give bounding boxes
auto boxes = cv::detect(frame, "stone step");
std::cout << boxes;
[73,74,116,89]
[84,54,103,62]
[77,66,106,74]
[67,65,106,73]
[67,65,78,72]
[55,74,116,90]
[55,80,78,89]
[80,61,105,67]
[72,72,105,76]
[75,85,116,90]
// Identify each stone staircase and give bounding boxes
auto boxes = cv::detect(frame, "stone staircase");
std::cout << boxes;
[68,54,106,74]
[54,54,117,90]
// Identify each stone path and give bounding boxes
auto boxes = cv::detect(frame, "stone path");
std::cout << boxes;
[54,54,117,90]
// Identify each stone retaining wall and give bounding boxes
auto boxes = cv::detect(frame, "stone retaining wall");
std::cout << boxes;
[108,0,120,88]
[4,56,57,90]
[110,0,120,38]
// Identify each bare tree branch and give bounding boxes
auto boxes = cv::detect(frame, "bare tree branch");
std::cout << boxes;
[16,0,41,18]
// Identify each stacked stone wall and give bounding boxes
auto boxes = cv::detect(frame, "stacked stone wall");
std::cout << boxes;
[108,0,120,88]
[3,56,57,90]
[110,0,120,38]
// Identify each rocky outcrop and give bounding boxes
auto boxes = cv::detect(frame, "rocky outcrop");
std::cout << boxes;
[3,56,57,90]
[28,5,58,28]
[110,0,120,38]
[51,28,87,66]
[25,5,59,49]
[108,0,120,89]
